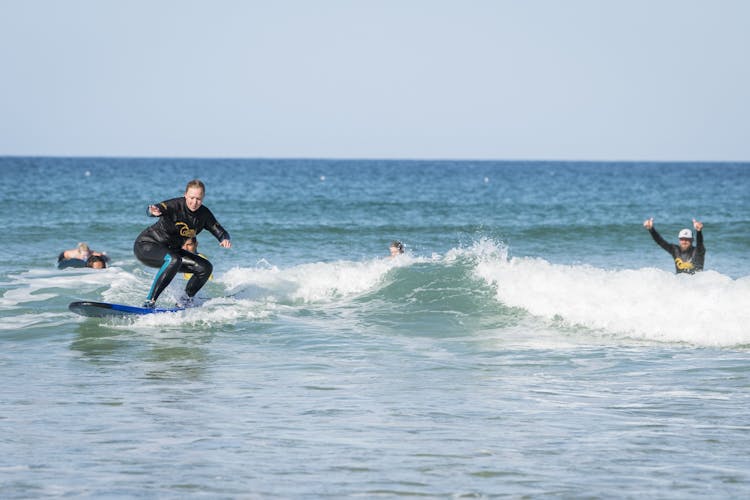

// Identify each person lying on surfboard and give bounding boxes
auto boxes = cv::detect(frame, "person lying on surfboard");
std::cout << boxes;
[134,179,231,308]
[58,242,109,269]
[643,217,705,274]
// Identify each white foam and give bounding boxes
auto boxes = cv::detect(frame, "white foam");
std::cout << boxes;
[220,255,417,304]
[445,237,509,263]
[472,245,750,347]
[0,268,139,308]
[118,297,274,329]
[87,256,417,327]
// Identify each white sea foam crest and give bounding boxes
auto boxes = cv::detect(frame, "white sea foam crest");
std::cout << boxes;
[220,254,417,304]
[444,237,509,263]
[0,267,138,309]
[472,246,750,346]
[126,296,272,329]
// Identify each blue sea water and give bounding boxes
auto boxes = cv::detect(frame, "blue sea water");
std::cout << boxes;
[1,157,749,497]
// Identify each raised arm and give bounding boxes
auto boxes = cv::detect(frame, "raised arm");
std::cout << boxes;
[644,218,672,253]
[694,219,704,252]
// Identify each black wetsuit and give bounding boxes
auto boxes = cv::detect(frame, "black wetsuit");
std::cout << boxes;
[648,228,705,274]
[57,252,109,269]
[133,197,230,302]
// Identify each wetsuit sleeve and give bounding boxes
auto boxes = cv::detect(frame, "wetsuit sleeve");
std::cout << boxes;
[204,209,230,242]
[648,228,673,254]
[695,230,705,255]
[146,199,171,217]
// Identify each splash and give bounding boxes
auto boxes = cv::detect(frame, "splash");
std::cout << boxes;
[470,240,750,347]
[8,239,748,347]
[220,255,418,304]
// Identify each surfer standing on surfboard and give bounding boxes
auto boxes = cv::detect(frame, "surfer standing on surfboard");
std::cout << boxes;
[134,179,231,308]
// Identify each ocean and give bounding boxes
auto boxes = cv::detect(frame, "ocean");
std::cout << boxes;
[1,157,749,497]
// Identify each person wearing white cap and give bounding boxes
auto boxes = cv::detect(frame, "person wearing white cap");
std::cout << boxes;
[643,218,705,274]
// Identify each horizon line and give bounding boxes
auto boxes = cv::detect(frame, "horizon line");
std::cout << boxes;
[2,154,749,165]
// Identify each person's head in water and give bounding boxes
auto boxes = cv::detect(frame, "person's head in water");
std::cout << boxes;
[389,240,404,257]
[678,228,693,252]
[182,237,197,253]
[86,255,107,269]
[184,179,205,212]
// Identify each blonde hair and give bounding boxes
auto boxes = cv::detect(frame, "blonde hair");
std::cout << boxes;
[185,179,205,194]
[77,242,90,253]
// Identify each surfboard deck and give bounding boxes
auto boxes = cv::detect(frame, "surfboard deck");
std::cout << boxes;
[69,300,184,317]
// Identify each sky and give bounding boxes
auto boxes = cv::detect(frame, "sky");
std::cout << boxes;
[1,0,748,161]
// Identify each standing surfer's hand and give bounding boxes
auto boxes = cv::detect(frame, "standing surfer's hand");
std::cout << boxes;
[693,219,703,231]
[643,218,654,230]
[219,239,232,249]
[149,205,162,216]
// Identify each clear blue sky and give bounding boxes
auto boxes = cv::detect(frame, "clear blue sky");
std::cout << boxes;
[1,0,748,161]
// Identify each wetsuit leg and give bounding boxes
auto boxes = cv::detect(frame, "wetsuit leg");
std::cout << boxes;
[178,251,213,297]
[134,239,183,302]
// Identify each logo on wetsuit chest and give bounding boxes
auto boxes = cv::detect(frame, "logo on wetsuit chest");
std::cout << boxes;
[175,222,196,238]
[674,257,694,270]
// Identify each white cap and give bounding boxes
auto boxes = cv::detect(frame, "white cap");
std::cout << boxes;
[678,228,693,240]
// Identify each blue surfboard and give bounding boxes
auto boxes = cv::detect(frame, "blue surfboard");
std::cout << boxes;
[69,300,183,318]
